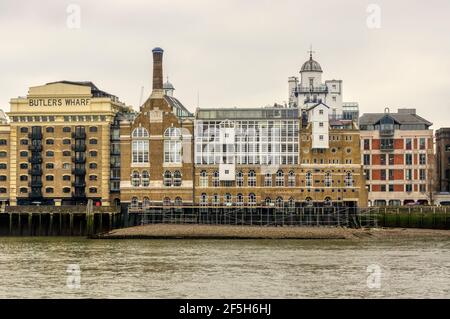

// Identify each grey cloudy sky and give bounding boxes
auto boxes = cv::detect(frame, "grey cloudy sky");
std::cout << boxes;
[1,0,450,128]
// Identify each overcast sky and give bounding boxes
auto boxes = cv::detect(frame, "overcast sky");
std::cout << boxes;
[1,0,449,128]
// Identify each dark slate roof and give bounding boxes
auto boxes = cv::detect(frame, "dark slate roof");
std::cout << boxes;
[164,95,193,117]
[45,81,117,99]
[359,111,432,127]
[300,56,322,72]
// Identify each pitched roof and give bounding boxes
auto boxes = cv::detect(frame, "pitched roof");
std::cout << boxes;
[305,101,330,112]
[164,95,193,117]
[45,80,116,99]
[359,111,432,127]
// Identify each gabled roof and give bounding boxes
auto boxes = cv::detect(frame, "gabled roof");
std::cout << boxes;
[305,101,330,112]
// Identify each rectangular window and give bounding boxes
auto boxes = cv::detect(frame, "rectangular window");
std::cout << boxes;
[380,185,386,192]
[405,138,412,150]
[363,139,370,150]
[380,170,386,180]
[388,169,394,180]
[405,169,412,181]
[364,169,370,180]
[419,169,426,180]
[419,184,426,192]
[380,154,387,165]
[419,154,426,165]
[363,154,371,165]
[389,154,395,165]
[419,138,426,150]
[405,154,413,165]
[389,184,394,192]
[406,184,413,192]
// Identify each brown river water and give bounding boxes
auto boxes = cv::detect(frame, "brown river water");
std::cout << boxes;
[0,237,449,298]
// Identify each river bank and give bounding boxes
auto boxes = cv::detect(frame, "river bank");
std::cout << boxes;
[93,224,450,240]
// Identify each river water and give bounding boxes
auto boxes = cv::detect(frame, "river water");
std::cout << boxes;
[0,237,449,298]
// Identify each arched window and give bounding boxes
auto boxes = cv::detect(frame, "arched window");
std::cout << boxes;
[0,175,6,181]
[132,171,140,187]
[89,187,97,193]
[345,171,353,187]
[199,170,208,187]
[63,187,71,194]
[224,193,232,205]
[89,175,97,181]
[45,187,54,193]
[164,127,182,163]
[45,175,54,181]
[143,197,150,208]
[89,163,97,169]
[132,127,149,138]
[200,193,208,205]
[212,170,219,187]
[212,193,220,206]
[276,170,284,187]
[89,138,97,145]
[325,171,332,187]
[62,151,71,157]
[248,170,256,187]
[45,151,54,157]
[288,171,296,187]
[20,151,28,157]
[248,193,256,206]
[264,173,272,187]
[288,197,295,208]
[63,139,71,145]
[141,170,150,186]
[306,171,312,187]
[305,197,313,207]
[46,127,54,133]
[236,193,244,206]
[132,127,149,163]
[173,170,182,186]
[131,197,139,208]
[163,197,171,206]
[265,197,272,206]
[174,197,182,206]
[324,197,332,206]
[0,151,7,158]
[276,197,284,208]
[164,171,172,187]
[19,187,27,194]
[236,171,244,187]
[46,139,54,145]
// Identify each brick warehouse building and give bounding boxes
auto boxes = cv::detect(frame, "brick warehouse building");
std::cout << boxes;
[0,47,367,210]
[359,108,434,206]
[0,81,132,207]
[122,48,367,210]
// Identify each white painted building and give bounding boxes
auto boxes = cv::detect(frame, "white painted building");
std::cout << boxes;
[288,51,358,120]
[306,102,330,149]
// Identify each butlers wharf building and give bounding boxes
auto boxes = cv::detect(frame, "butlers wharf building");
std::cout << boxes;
[0,48,368,215]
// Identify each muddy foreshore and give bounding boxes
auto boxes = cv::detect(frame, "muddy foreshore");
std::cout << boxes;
[92,224,450,240]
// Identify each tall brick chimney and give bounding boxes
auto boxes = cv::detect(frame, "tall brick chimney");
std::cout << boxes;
[152,47,164,94]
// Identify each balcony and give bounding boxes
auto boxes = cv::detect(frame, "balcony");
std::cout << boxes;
[71,144,86,152]
[28,144,43,152]
[72,181,86,188]
[380,129,394,137]
[72,131,86,139]
[298,85,328,93]
[28,156,43,164]
[72,156,86,164]
[110,149,120,156]
[72,168,86,175]
[110,162,120,168]
[28,132,43,140]
[28,181,43,187]
[28,168,43,175]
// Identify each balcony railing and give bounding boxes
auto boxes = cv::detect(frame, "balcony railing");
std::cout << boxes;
[28,168,43,175]
[380,144,394,152]
[72,156,86,164]
[71,132,86,139]
[298,86,328,93]
[71,144,86,152]
[28,156,43,164]
[29,191,43,199]
[28,144,43,152]
[380,129,394,136]
[72,168,86,175]
[72,181,86,187]
[28,181,43,187]
[28,132,43,140]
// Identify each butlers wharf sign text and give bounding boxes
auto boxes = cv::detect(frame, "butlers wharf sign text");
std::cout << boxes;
[28,98,91,107]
